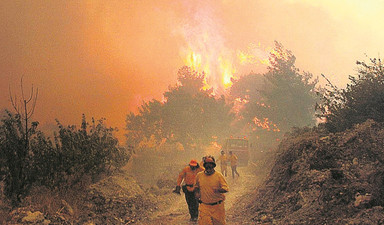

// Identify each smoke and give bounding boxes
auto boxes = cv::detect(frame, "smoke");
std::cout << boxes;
[1,0,384,141]
[178,1,231,89]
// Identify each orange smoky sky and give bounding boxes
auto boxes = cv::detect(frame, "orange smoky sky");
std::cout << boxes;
[1,0,384,142]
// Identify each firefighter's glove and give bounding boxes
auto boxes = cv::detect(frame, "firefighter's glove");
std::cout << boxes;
[172,186,181,195]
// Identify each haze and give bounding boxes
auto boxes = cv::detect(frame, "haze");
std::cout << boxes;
[1,0,384,141]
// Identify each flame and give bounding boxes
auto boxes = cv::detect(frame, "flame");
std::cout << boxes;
[181,42,275,91]
[237,42,271,66]
[269,48,290,61]
[252,117,280,132]
[185,51,202,71]
[183,47,211,90]
[218,56,236,88]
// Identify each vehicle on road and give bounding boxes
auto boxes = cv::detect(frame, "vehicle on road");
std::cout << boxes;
[222,137,250,166]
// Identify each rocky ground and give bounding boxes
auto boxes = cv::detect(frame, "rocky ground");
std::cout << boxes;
[3,119,384,224]
[0,170,158,225]
[232,120,384,224]
[136,166,262,225]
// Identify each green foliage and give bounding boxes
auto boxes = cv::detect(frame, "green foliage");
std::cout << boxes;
[0,112,129,204]
[125,66,235,150]
[0,110,38,204]
[126,100,164,147]
[317,58,384,132]
[34,115,129,187]
[260,41,318,131]
[231,42,318,143]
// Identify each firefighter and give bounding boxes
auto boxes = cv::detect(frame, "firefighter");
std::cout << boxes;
[200,156,206,169]
[216,150,228,177]
[229,151,240,178]
[173,159,204,221]
[194,156,229,225]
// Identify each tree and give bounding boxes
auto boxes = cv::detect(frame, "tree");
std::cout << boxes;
[0,78,38,204]
[230,42,319,145]
[0,111,37,204]
[9,77,38,150]
[125,99,164,147]
[162,66,234,149]
[261,41,318,131]
[125,66,234,151]
[317,58,384,132]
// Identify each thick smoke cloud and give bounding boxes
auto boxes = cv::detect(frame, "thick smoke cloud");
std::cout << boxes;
[1,0,384,140]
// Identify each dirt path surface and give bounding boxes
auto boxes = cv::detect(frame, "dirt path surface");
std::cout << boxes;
[137,167,260,225]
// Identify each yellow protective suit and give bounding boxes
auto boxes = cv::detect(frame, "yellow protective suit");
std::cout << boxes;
[229,154,238,166]
[216,154,228,176]
[195,171,229,225]
[177,166,204,192]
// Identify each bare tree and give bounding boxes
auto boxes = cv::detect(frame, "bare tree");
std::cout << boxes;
[9,76,38,150]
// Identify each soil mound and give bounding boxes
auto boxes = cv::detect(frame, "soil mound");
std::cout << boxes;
[1,171,156,225]
[240,120,384,224]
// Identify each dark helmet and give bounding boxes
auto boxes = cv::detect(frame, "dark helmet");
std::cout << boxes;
[203,155,216,168]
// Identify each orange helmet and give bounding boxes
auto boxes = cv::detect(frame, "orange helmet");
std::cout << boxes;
[203,156,216,168]
[189,159,198,167]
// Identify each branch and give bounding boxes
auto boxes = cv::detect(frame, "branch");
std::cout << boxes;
[9,85,20,114]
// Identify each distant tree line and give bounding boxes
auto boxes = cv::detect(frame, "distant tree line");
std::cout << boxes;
[2,40,379,206]
[126,66,235,152]
[126,42,384,154]
[126,42,320,151]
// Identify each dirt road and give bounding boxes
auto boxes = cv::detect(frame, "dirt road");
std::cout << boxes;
[137,167,260,225]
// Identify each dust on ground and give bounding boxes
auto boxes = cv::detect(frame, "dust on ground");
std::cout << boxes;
[137,166,262,225]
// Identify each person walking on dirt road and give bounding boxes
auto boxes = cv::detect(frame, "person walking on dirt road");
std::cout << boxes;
[194,156,229,225]
[229,151,240,179]
[216,150,228,177]
[173,159,204,221]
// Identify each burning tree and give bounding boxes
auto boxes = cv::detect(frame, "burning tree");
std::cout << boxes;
[125,66,234,152]
[230,42,319,146]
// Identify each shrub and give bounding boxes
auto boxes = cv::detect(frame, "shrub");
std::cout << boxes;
[0,111,37,204]
[317,58,384,132]
[0,113,129,204]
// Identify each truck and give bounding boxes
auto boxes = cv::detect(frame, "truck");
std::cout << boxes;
[222,137,250,166]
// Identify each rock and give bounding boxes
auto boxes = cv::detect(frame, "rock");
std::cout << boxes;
[42,219,51,225]
[21,211,45,223]
[354,193,372,207]
[62,199,74,216]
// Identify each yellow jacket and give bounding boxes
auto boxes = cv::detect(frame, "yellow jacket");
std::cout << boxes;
[229,154,238,166]
[194,171,229,204]
[217,154,228,166]
[177,166,204,192]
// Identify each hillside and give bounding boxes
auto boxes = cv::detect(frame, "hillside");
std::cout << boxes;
[3,120,384,224]
[231,119,384,224]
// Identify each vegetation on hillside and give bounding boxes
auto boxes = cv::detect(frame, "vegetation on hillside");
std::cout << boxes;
[0,112,129,205]
[126,42,320,157]
[231,57,384,224]
[126,66,235,152]
[317,58,384,132]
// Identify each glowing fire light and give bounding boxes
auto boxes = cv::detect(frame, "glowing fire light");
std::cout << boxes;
[237,43,271,67]
[185,51,202,71]
[181,41,274,91]
[252,117,280,132]
[219,56,236,88]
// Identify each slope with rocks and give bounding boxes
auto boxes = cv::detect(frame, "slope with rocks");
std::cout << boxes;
[232,119,384,224]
